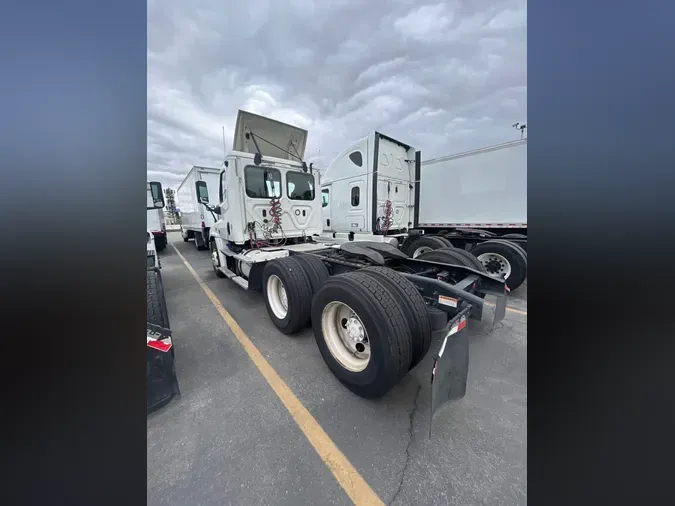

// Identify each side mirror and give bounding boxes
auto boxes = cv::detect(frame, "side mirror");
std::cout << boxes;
[149,181,165,208]
[195,181,209,205]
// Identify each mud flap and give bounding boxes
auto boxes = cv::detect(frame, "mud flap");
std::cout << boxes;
[147,322,180,414]
[493,293,507,325]
[429,310,470,438]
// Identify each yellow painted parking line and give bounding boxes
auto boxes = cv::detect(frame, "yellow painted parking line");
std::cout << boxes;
[171,244,385,506]
[484,302,527,316]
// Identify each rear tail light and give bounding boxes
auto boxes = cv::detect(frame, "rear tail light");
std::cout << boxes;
[201,220,206,229]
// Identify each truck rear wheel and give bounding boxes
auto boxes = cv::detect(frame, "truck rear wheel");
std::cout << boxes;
[436,247,487,273]
[469,240,527,290]
[263,257,313,334]
[493,237,528,256]
[416,249,486,298]
[292,254,330,296]
[360,267,432,370]
[311,272,413,398]
[404,235,453,258]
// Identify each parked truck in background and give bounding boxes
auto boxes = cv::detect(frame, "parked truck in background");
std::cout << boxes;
[146,180,180,412]
[147,181,168,252]
[197,111,507,433]
[320,137,528,290]
[176,166,221,250]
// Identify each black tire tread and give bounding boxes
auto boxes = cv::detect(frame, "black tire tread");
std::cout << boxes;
[417,249,487,298]
[404,235,452,257]
[360,267,432,369]
[469,240,527,290]
[489,238,527,259]
[312,272,412,397]
[263,256,313,334]
[211,241,226,277]
[436,247,487,273]
[293,254,330,295]
[417,248,471,267]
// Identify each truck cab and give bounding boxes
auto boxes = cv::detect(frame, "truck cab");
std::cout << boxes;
[205,111,324,288]
[211,110,322,245]
[320,132,420,244]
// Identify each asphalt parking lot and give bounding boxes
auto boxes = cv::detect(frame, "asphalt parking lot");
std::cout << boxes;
[147,232,527,506]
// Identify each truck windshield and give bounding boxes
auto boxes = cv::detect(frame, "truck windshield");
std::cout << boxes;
[287,172,315,201]
[245,166,282,198]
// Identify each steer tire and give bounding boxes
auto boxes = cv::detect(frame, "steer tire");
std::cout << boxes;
[469,240,527,291]
[360,267,432,370]
[417,249,486,298]
[404,235,453,258]
[262,256,313,334]
[293,254,330,295]
[210,241,225,278]
[311,272,413,398]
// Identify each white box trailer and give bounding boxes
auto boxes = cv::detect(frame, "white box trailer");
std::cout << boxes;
[147,181,167,251]
[418,139,527,230]
[176,166,221,250]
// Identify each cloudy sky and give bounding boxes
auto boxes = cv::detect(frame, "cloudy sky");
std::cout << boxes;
[148,0,526,189]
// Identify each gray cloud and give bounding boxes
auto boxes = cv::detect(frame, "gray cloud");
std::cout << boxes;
[148,0,526,188]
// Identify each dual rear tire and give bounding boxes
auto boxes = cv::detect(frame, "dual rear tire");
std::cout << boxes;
[261,256,434,398]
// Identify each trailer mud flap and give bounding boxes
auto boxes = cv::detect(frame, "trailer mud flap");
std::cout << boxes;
[147,323,180,414]
[429,311,469,438]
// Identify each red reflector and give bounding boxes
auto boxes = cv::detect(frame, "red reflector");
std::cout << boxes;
[147,339,172,352]
[457,319,467,332]
[201,221,206,228]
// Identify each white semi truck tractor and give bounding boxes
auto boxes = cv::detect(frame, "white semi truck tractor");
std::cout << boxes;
[320,136,528,291]
[201,111,507,432]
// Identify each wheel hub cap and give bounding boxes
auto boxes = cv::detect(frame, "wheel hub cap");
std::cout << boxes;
[345,316,365,343]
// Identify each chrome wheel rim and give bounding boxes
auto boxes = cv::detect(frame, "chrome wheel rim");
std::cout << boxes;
[321,302,370,372]
[412,246,433,258]
[211,247,219,270]
[267,275,288,319]
[477,252,512,279]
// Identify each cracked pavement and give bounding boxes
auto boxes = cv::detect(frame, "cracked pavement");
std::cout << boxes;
[148,233,527,505]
